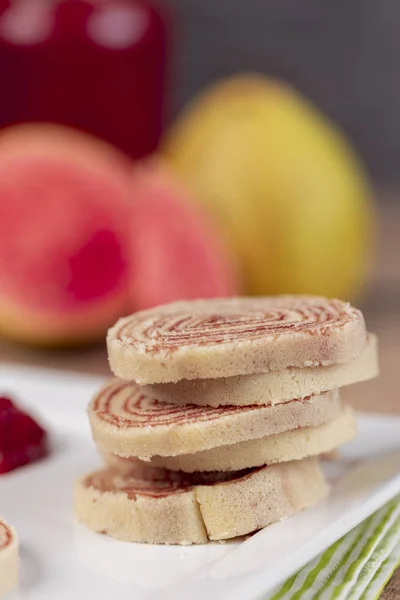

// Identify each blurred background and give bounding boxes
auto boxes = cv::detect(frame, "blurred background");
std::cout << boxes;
[166,0,400,184]
[0,0,398,415]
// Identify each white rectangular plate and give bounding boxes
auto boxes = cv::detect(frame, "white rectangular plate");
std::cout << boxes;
[0,364,399,600]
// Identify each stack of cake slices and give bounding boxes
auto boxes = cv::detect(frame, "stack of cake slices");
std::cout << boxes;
[0,518,18,597]
[75,296,378,545]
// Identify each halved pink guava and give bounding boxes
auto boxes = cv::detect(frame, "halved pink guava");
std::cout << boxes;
[0,124,132,346]
[128,159,240,310]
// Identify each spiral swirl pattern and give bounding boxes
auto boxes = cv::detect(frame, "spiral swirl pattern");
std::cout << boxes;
[107,296,366,383]
[85,465,253,499]
[0,521,12,550]
[89,379,340,460]
[113,297,361,350]
[91,379,263,429]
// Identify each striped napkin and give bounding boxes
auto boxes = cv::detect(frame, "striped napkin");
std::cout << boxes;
[268,495,400,600]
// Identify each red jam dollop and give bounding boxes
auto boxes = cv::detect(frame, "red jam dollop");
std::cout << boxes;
[0,396,48,474]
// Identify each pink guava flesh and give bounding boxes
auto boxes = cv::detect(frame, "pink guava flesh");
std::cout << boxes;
[0,157,129,312]
[129,163,239,309]
[66,229,126,302]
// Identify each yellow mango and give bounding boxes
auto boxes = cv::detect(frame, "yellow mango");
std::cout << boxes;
[162,75,374,299]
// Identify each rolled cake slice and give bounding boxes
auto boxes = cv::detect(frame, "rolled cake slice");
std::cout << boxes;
[89,379,341,459]
[106,404,356,473]
[74,457,328,544]
[146,334,378,407]
[0,519,18,597]
[107,296,367,383]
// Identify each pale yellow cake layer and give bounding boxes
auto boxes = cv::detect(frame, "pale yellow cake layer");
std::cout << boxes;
[0,519,18,598]
[74,457,328,544]
[107,296,367,384]
[146,335,377,407]
[106,404,356,473]
[89,378,341,459]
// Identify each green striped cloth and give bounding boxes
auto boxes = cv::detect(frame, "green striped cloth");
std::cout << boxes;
[268,495,400,600]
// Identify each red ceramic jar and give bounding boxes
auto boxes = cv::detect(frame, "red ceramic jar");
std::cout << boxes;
[0,0,167,158]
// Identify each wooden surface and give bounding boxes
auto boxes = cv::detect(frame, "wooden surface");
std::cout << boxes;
[0,200,399,596]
